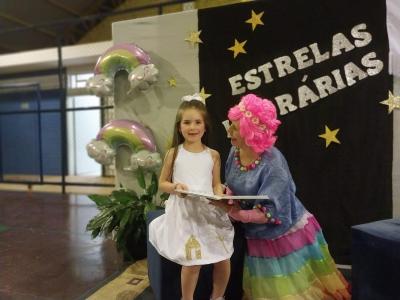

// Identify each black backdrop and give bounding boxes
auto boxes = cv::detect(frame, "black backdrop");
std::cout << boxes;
[199,0,392,263]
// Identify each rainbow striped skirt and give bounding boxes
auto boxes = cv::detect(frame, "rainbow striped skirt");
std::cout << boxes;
[243,212,351,300]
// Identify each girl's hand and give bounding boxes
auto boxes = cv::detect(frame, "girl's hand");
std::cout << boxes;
[174,183,188,197]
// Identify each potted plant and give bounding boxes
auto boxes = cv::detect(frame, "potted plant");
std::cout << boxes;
[86,168,163,261]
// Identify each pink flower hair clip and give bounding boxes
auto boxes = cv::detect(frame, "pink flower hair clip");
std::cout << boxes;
[239,102,267,132]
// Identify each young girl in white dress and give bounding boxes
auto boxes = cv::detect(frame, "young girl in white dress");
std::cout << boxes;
[149,94,234,300]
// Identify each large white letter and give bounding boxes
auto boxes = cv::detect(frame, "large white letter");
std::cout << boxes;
[228,74,246,95]
[309,42,330,63]
[273,56,296,78]
[344,62,368,86]
[293,46,314,70]
[351,23,372,48]
[274,94,298,115]
[332,33,355,56]
[331,69,347,90]
[258,62,274,83]
[313,75,338,99]
[244,68,262,90]
[361,52,383,76]
[298,84,320,108]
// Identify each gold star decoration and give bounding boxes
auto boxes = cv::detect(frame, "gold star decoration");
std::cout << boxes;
[199,87,211,101]
[380,91,400,114]
[318,125,341,148]
[167,77,177,87]
[185,30,203,46]
[228,39,247,58]
[246,10,264,31]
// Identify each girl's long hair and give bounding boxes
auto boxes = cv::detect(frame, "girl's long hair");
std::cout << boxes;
[168,100,211,181]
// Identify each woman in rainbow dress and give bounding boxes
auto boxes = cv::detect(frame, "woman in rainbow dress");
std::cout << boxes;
[213,93,351,299]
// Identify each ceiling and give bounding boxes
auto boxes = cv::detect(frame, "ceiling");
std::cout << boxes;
[0,0,127,55]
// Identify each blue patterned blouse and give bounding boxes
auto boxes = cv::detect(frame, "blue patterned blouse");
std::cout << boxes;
[225,146,306,239]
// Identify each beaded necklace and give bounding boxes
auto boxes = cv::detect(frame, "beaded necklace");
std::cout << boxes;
[234,148,261,172]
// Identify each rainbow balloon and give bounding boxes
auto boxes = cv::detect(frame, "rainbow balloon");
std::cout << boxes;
[94,43,151,78]
[97,119,157,153]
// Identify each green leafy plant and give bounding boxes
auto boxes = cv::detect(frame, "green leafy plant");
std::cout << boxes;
[86,168,160,261]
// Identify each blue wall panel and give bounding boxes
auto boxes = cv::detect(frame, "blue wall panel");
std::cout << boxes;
[0,89,62,176]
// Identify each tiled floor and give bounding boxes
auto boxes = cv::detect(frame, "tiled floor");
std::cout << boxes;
[0,190,352,300]
[0,191,125,300]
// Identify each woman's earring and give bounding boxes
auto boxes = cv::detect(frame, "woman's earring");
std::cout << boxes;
[222,120,231,138]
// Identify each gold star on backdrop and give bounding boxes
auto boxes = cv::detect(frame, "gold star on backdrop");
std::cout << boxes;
[246,10,264,31]
[185,30,203,46]
[167,77,177,87]
[318,125,340,148]
[380,91,400,114]
[228,39,247,58]
[199,87,211,101]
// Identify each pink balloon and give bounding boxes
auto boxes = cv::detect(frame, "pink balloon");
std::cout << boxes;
[97,119,157,153]
[94,43,151,76]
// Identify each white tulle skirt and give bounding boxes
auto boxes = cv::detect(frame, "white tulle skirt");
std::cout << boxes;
[149,194,234,266]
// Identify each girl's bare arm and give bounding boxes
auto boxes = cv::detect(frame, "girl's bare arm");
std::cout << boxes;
[159,149,187,194]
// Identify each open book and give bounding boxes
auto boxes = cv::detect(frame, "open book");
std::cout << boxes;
[175,189,269,201]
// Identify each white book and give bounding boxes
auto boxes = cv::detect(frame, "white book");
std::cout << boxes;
[175,189,269,201]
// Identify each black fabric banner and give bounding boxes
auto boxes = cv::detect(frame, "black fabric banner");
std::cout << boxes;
[199,0,392,263]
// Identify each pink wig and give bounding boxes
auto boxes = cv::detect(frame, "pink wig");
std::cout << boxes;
[228,94,281,153]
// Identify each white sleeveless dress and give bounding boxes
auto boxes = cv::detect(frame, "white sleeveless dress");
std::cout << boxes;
[149,145,234,266]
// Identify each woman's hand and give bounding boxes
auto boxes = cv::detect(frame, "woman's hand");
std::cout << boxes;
[209,198,240,212]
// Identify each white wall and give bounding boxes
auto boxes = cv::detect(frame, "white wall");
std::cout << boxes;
[0,41,112,74]
[111,10,199,189]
